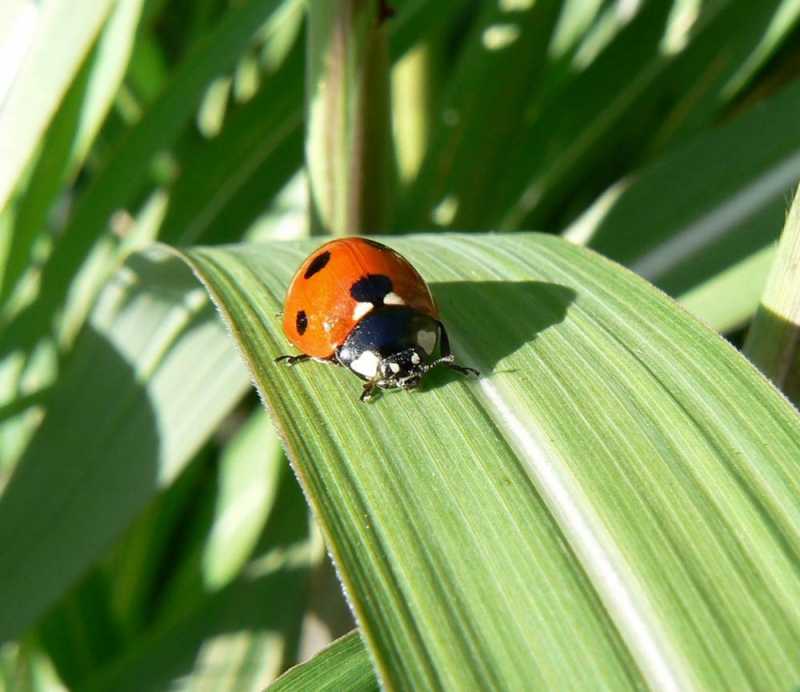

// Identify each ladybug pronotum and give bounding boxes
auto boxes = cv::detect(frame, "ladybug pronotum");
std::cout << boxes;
[275,238,478,402]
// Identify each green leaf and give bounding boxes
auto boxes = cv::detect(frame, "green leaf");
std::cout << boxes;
[159,37,304,245]
[0,248,250,643]
[0,0,146,308]
[569,78,800,300]
[0,638,67,692]
[0,0,285,358]
[402,1,800,233]
[505,0,800,230]
[744,185,800,404]
[180,233,800,689]
[203,410,285,589]
[677,243,774,333]
[83,464,313,692]
[0,0,115,212]
[270,631,378,692]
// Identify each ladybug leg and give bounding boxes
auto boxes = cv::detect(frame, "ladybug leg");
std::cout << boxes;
[436,323,479,378]
[275,354,311,366]
[360,380,379,403]
[443,359,479,377]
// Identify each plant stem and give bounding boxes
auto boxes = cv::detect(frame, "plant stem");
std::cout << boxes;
[744,185,800,406]
[306,0,393,235]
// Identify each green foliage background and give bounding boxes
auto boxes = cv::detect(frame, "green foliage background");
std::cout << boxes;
[2,0,800,689]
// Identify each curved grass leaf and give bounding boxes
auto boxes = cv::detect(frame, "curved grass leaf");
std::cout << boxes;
[745,185,800,404]
[0,0,114,211]
[270,631,377,692]
[203,410,285,589]
[567,77,800,325]
[180,233,800,689]
[0,249,250,643]
[0,0,146,309]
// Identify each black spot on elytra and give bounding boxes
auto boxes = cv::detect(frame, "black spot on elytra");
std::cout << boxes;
[296,310,308,335]
[350,274,393,304]
[304,251,331,279]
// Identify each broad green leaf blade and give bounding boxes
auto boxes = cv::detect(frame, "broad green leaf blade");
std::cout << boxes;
[270,631,377,692]
[0,249,251,643]
[181,233,800,689]
[0,0,114,212]
[745,185,800,404]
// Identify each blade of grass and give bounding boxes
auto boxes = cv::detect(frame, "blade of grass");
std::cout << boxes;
[270,631,378,692]
[744,185,800,404]
[506,0,800,231]
[203,410,285,589]
[159,37,304,245]
[0,0,114,211]
[399,0,563,231]
[571,78,800,297]
[0,0,146,308]
[677,243,775,333]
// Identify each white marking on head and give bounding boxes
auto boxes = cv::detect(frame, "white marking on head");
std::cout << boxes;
[352,302,373,320]
[417,329,437,355]
[389,362,401,374]
[383,292,405,305]
[350,350,380,378]
[323,319,334,333]
[411,352,421,365]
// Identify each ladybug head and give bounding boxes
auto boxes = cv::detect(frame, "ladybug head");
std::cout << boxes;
[376,346,430,390]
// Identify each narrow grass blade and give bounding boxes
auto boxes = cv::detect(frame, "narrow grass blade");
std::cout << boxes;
[677,244,775,333]
[0,0,114,211]
[180,233,800,689]
[572,79,800,298]
[0,0,145,308]
[160,39,304,245]
[203,410,285,589]
[270,631,377,692]
[744,185,800,404]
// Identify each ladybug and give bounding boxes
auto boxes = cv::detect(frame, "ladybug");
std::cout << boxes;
[276,237,478,402]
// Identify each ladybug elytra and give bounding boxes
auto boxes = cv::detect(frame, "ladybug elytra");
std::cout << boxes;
[275,238,478,402]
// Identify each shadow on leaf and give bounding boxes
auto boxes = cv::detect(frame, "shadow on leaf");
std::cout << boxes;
[420,280,576,393]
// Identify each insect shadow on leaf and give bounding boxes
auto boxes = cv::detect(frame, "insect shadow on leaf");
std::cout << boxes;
[419,280,576,393]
